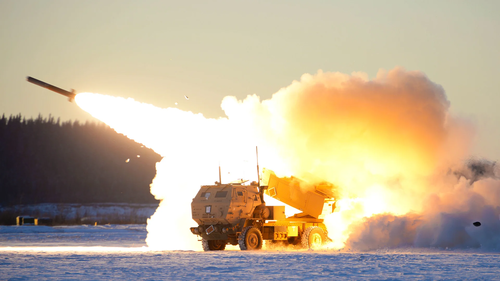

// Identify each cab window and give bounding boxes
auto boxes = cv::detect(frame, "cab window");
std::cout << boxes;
[233,189,246,203]
[215,191,227,198]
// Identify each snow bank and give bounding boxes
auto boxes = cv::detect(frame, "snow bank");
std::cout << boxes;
[0,203,158,225]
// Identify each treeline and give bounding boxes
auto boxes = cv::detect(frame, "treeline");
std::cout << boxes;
[0,114,162,206]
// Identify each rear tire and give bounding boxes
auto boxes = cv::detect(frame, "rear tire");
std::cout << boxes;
[301,226,325,249]
[238,226,263,250]
[202,239,226,251]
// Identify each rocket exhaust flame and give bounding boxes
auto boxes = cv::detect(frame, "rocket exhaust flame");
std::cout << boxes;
[74,67,500,251]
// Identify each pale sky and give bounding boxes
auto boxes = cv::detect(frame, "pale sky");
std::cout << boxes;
[0,0,499,159]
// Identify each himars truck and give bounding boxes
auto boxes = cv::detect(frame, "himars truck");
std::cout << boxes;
[190,168,337,251]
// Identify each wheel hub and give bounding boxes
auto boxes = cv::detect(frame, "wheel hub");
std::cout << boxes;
[248,233,258,248]
[310,233,322,248]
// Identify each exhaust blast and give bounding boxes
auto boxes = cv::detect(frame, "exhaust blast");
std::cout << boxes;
[344,160,500,251]
[74,67,486,251]
[75,94,259,250]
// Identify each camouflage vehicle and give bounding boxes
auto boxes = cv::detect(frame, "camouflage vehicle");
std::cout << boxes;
[190,168,337,251]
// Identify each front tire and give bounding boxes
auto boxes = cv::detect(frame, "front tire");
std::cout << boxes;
[301,226,325,249]
[238,226,263,250]
[202,239,226,251]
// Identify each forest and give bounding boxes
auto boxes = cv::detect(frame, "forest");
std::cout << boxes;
[0,114,162,206]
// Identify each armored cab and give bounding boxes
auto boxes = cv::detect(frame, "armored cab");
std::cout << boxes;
[190,182,265,250]
[191,183,262,226]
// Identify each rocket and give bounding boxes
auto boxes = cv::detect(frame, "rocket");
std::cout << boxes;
[26,76,76,102]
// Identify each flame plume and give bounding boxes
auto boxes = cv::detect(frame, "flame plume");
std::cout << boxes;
[74,67,494,251]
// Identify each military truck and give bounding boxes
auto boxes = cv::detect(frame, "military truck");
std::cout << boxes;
[190,168,337,251]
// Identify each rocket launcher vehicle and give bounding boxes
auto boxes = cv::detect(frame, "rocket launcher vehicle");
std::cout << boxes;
[26,76,76,102]
[190,168,338,251]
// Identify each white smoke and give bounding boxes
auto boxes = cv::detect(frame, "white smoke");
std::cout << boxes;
[345,161,500,251]
[76,67,498,251]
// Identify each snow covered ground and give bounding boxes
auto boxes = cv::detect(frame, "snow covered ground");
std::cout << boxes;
[1,225,500,280]
[1,203,157,225]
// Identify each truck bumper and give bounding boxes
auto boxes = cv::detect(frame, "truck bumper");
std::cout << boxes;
[191,224,231,240]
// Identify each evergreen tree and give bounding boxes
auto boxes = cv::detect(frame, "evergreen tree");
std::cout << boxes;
[0,114,161,205]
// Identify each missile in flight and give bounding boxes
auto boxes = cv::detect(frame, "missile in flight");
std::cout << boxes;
[26,76,76,102]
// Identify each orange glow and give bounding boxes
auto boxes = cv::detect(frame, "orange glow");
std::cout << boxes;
[74,68,472,250]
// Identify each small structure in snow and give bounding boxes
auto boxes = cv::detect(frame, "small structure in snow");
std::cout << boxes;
[35,218,53,226]
[16,216,35,225]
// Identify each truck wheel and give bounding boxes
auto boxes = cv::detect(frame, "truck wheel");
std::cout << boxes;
[301,226,325,249]
[202,239,226,251]
[238,226,263,250]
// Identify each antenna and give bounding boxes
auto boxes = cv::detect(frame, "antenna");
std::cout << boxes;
[256,146,260,187]
[256,146,265,204]
[219,163,222,185]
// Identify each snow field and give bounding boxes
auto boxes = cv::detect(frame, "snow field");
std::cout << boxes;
[1,225,500,279]
[2,249,500,280]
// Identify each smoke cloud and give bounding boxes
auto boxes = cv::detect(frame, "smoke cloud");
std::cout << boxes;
[346,161,500,251]
[220,67,485,250]
[76,67,497,251]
